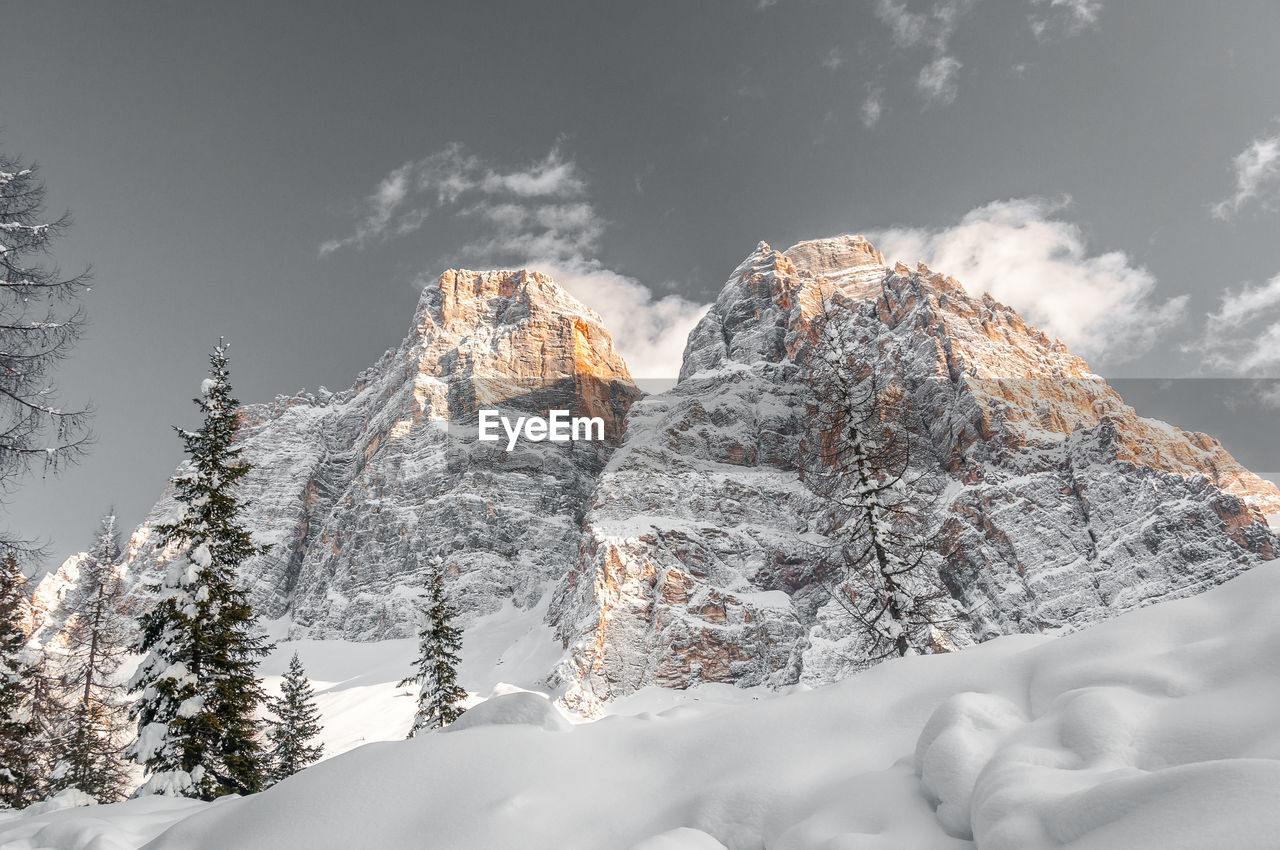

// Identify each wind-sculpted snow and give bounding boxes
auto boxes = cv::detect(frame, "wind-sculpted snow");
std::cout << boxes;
[9,560,1280,849]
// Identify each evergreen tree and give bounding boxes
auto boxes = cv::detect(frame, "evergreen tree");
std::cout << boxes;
[399,556,466,735]
[127,342,272,800]
[801,297,957,663]
[0,553,40,808]
[49,511,133,801]
[265,653,324,784]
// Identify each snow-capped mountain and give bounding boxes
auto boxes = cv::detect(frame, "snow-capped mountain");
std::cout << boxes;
[553,236,1280,710]
[28,238,1280,713]
[105,267,642,645]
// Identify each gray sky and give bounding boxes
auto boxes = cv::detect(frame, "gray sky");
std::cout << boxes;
[4,0,1280,570]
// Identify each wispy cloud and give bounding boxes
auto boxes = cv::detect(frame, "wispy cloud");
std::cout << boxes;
[864,0,1101,107]
[322,144,707,380]
[860,85,885,128]
[1188,275,1280,374]
[871,197,1186,363]
[873,0,967,53]
[1029,0,1102,39]
[540,260,710,382]
[872,0,973,104]
[319,144,585,257]
[916,55,962,105]
[1212,129,1280,220]
[821,48,844,72]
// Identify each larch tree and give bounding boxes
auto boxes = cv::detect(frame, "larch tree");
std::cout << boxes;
[399,555,467,736]
[49,510,133,801]
[800,296,956,663]
[0,154,92,560]
[127,342,271,800]
[264,652,324,784]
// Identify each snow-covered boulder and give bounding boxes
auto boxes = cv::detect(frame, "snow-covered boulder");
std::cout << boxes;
[628,828,728,850]
[444,691,571,733]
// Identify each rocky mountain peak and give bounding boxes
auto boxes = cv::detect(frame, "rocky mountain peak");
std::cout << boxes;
[83,265,643,645]
[783,234,887,289]
[557,235,1280,712]
[395,267,640,445]
[34,237,1280,718]
[413,267,632,384]
[414,268,610,346]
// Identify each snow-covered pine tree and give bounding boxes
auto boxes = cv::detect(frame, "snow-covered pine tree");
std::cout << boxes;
[264,653,324,784]
[399,556,467,736]
[0,553,41,808]
[800,296,957,662]
[49,510,133,801]
[127,342,272,800]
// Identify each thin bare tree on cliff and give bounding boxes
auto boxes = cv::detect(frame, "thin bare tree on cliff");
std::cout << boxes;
[799,296,956,662]
[0,153,93,558]
[50,510,134,801]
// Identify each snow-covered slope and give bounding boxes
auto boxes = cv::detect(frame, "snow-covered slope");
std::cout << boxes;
[7,557,1280,849]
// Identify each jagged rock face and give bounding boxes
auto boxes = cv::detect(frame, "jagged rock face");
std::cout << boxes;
[20,553,87,647]
[117,269,642,640]
[53,240,1280,716]
[22,553,135,651]
[551,236,1280,712]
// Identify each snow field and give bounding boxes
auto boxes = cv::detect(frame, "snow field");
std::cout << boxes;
[5,562,1280,848]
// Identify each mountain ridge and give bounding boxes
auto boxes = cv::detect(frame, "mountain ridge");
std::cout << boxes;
[26,236,1280,715]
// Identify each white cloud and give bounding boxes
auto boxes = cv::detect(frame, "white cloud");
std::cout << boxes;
[319,144,588,256]
[861,85,885,128]
[870,197,1187,363]
[538,260,710,382]
[1029,0,1101,39]
[822,48,844,72]
[865,0,1100,107]
[873,0,966,53]
[478,150,585,198]
[319,144,480,255]
[1191,275,1280,374]
[917,55,962,105]
[323,144,708,381]
[1212,130,1280,220]
[870,0,973,105]
[319,162,415,255]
